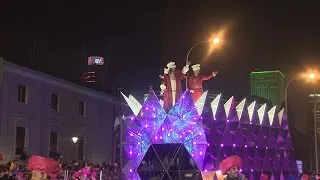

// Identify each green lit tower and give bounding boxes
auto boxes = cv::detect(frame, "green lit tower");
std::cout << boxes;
[250,70,285,106]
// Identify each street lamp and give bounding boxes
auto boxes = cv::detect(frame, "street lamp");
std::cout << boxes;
[72,137,78,144]
[185,37,221,88]
[284,72,318,172]
[284,72,318,114]
[72,137,78,160]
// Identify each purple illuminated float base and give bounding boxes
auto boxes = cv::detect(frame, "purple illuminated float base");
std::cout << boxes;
[121,90,298,179]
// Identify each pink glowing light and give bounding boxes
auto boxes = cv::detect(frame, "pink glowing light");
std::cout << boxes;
[199,152,203,155]
[129,151,132,155]
[221,144,224,147]
[233,144,236,147]
[162,127,165,131]
[144,124,148,128]
[245,145,247,148]
[129,169,133,173]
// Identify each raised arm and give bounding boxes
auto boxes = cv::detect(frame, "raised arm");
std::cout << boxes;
[202,71,218,81]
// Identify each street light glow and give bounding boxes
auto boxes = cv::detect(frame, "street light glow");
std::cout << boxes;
[213,38,220,44]
[72,137,78,144]
[309,73,316,79]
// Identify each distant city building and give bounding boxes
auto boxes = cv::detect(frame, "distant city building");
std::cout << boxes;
[81,56,106,89]
[0,58,122,163]
[250,70,285,106]
[307,93,320,171]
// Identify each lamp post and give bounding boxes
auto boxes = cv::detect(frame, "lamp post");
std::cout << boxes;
[285,72,318,172]
[313,100,319,173]
[185,37,221,88]
[284,73,317,114]
[72,137,78,160]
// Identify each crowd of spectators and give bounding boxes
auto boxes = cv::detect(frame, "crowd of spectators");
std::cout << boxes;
[0,157,121,179]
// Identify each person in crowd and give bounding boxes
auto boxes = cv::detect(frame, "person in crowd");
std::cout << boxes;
[27,155,59,180]
[188,64,218,102]
[219,155,247,180]
[260,173,269,180]
[160,61,190,111]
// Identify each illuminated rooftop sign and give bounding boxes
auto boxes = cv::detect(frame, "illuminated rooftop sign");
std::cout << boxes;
[88,56,104,66]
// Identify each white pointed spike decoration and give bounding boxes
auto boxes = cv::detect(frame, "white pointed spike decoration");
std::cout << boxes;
[257,104,266,125]
[129,95,142,108]
[236,98,246,120]
[224,96,234,118]
[195,91,208,116]
[121,92,142,116]
[268,106,276,126]
[278,108,284,126]
[211,94,221,119]
[247,101,256,122]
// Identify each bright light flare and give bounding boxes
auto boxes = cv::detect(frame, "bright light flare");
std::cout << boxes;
[309,73,316,79]
[212,38,220,44]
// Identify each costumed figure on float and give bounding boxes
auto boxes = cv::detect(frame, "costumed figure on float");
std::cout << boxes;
[188,64,218,102]
[27,155,60,180]
[219,155,247,180]
[160,61,190,111]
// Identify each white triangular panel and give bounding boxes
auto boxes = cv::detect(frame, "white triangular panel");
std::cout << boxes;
[224,96,234,118]
[129,95,142,108]
[247,101,256,122]
[195,91,208,116]
[114,116,121,131]
[236,98,246,120]
[121,92,141,116]
[211,94,221,118]
[257,104,266,125]
[268,106,276,126]
[278,108,284,126]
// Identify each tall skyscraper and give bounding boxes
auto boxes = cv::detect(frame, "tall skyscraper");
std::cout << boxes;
[308,93,320,172]
[250,70,285,106]
[81,56,106,90]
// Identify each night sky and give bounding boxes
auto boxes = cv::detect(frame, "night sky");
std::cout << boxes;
[1,1,320,133]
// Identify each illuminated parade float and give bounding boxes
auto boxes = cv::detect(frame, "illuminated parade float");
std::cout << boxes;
[120,90,298,179]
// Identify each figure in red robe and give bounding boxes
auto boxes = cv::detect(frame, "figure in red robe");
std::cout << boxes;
[160,61,189,111]
[188,64,218,102]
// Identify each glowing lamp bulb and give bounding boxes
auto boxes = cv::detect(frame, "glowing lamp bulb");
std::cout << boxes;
[129,169,133,173]
[162,127,165,131]
[130,133,133,136]
[146,107,148,110]
[129,151,132,155]
[144,124,148,128]
[233,144,236,147]
[213,38,220,44]
[199,152,203,155]
[245,145,247,148]
[221,144,224,147]
[309,73,316,79]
